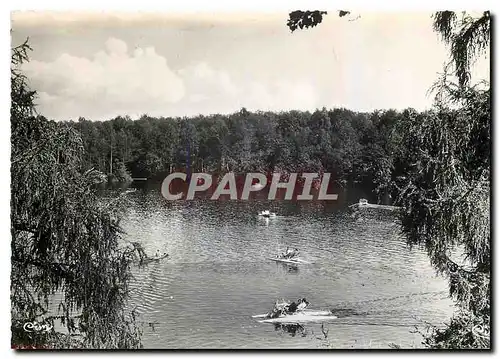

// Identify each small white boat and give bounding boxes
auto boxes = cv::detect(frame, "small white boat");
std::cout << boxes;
[258,210,276,218]
[252,310,332,318]
[348,198,401,212]
[252,310,337,323]
[269,257,311,265]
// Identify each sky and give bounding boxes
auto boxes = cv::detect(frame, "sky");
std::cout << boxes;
[10,11,490,122]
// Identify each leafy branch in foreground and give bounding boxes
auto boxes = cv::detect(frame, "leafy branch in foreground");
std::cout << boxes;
[394,73,490,349]
[287,10,491,349]
[287,11,328,32]
[11,40,143,349]
[433,11,490,88]
[395,12,490,348]
[286,10,357,32]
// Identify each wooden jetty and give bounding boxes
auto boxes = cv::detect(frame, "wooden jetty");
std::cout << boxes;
[349,199,401,212]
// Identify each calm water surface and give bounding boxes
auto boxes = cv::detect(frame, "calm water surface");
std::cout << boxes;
[119,187,454,349]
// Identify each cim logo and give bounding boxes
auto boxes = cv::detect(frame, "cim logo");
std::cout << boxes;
[161,172,338,201]
[23,321,53,333]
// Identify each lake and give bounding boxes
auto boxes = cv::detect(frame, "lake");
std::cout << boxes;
[118,185,454,349]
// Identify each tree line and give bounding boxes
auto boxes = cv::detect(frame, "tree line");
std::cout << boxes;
[60,107,413,203]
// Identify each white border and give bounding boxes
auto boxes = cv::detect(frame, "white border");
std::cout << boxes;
[1,1,498,358]
[4,0,500,11]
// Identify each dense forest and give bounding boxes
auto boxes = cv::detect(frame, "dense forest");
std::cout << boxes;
[55,107,412,203]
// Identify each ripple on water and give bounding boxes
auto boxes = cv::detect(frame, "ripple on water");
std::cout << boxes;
[116,193,454,349]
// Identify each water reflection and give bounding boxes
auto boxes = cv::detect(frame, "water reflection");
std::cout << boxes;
[274,323,307,337]
[271,262,300,273]
[113,186,454,349]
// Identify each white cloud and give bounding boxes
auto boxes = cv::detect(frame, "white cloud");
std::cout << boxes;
[21,37,319,120]
[22,37,186,120]
[179,62,239,99]
[249,81,317,112]
[13,13,491,121]
[178,62,318,115]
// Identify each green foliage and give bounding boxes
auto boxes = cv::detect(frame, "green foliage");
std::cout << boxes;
[66,108,402,199]
[397,85,490,349]
[433,11,490,87]
[418,309,489,349]
[11,38,36,122]
[286,10,355,32]
[109,160,133,183]
[396,12,491,349]
[287,10,328,32]
[11,40,142,349]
